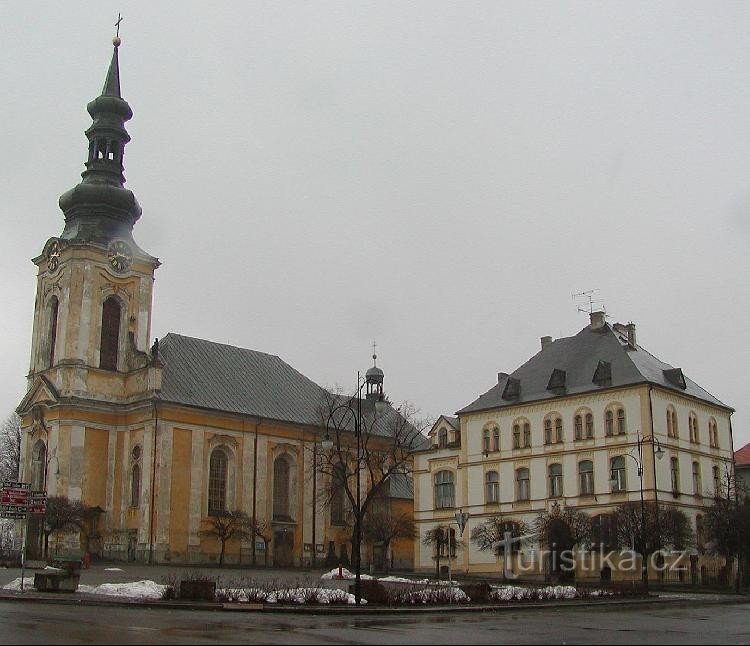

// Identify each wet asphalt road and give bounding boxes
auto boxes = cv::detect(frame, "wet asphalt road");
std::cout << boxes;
[0,599,749,644]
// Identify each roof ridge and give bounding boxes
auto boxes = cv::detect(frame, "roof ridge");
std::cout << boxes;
[162,332,282,361]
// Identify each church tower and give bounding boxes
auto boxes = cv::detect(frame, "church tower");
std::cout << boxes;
[25,36,159,396]
[18,34,160,527]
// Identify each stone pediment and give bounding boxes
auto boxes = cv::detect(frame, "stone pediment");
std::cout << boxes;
[16,375,60,415]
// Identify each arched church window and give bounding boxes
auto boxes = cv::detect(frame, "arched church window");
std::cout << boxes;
[31,440,47,491]
[208,447,228,516]
[131,445,142,508]
[48,296,59,368]
[131,463,141,508]
[273,455,291,520]
[99,297,121,371]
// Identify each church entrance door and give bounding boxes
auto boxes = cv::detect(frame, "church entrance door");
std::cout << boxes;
[273,529,294,568]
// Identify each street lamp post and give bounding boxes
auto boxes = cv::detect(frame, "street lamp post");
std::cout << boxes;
[611,430,664,591]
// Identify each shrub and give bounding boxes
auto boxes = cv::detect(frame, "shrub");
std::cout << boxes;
[357,579,389,604]
[460,582,492,603]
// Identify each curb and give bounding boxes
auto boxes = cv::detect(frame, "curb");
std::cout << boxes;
[1,591,747,614]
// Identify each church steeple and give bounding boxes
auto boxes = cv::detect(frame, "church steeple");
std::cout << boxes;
[58,36,142,245]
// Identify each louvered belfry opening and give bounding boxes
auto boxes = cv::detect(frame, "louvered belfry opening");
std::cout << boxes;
[99,297,121,370]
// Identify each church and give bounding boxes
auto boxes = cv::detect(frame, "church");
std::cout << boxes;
[16,36,418,569]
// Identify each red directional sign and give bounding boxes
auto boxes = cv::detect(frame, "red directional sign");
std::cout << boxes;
[0,488,29,505]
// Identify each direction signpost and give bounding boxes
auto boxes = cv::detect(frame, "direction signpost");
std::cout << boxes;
[1,481,38,591]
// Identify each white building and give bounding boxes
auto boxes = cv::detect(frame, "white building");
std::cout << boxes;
[413,312,735,578]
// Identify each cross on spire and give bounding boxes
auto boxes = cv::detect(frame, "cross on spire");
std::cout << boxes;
[371,340,377,363]
[115,13,123,38]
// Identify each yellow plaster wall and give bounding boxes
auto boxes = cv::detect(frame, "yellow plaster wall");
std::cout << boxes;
[169,427,192,557]
[112,431,124,519]
[83,428,109,508]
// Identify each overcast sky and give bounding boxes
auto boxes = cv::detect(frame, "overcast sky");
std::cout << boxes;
[1,2,749,447]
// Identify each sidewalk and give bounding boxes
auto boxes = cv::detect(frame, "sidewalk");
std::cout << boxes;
[1,562,747,615]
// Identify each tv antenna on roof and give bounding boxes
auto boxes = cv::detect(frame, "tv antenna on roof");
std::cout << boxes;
[572,289,605,315]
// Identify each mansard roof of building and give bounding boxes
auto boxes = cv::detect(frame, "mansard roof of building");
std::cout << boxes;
[456,320,731,416]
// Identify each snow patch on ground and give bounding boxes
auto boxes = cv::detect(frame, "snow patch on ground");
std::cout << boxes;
[319,568,373,581]
[2,576,35,591]
[378,575,430,584]
[104,567,123,572]
[78,580,168,600]
[218,586,365,605]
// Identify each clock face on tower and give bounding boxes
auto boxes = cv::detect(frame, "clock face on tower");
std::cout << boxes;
[46,240,61,273]
[107,239,133,273]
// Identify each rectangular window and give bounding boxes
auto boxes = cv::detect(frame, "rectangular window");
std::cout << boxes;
[516,469,530,501]
[523,424,531,448]
[513,425,521,449]
[610,457,626,492]
[671,457,680,495]
[585,414,594,439]
[549,465,563,498]
[579,461,594,496]
[692,462,702,497]
[574,415,582,441]
[544,420,552,445]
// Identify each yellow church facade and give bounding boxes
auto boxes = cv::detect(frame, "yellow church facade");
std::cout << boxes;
[17,38,416,569]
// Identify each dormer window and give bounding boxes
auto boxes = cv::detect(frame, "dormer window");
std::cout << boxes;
[438,427,448,449]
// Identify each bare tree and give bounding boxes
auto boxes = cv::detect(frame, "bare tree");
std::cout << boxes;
[248,517,273,567]
[704,471,750,592]
[0,413,21,484]
[362,508,415,573]
[422,525,464,580]
[199,510,253,566]
[470,516,530,556]
[536,505,592,551]
[535,505,592,579]
[612,501,693,570]
[313,388,429,582]
[43,496,85,559]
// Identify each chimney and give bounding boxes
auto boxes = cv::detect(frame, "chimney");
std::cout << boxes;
[626,322,637,348]
[540,336,553,350]
[497,372,508,384]
[590,311,606,330]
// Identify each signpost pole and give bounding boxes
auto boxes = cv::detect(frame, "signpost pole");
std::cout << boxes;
[2,482,34,593]
[20,509,29,592]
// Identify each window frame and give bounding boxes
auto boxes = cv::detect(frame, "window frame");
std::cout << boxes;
[485,470,499,504]
[434,470,455,509]
[208,447,229,516]
[515,467,530,502]
[548,463,563,498]
[610,456,626,492]
[579,460,594,496]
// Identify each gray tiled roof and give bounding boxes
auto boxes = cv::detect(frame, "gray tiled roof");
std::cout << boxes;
[457,323,731,415]
[156,333,330,426]
[386,472,414,500]
[156,333,430,452]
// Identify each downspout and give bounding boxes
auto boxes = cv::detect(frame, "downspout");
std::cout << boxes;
[312,433,317,569]
[148,399,158,564]
[251,418,259,566]
[729,416,741,591]
[647,385,659,505]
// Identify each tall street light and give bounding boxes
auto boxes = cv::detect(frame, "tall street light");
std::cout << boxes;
[611,430,665,591]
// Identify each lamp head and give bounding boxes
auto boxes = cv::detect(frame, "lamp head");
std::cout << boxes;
[654,443,665,460]
[321,433,334,453]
